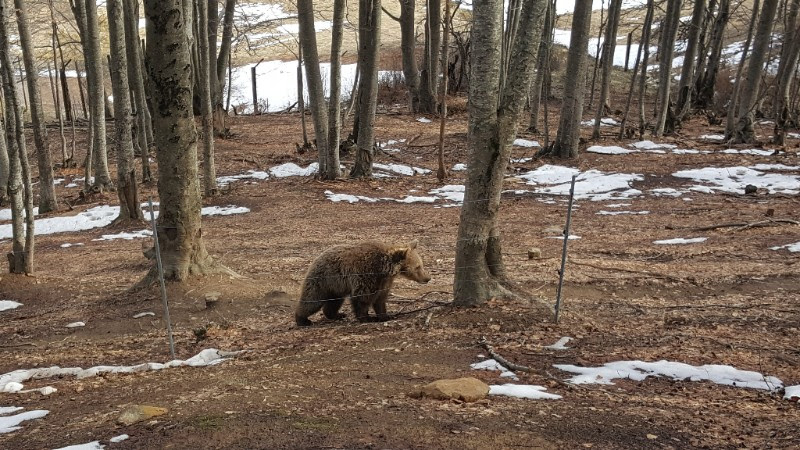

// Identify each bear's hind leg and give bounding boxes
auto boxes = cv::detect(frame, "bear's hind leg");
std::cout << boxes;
[322,298,347,321]
[351,297,375,323]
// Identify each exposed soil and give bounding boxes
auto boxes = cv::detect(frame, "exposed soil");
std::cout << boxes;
[1,106,799,449]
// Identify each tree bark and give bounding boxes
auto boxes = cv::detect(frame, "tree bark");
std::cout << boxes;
[14,0,57,213]
[592,0,623,139]
[453,0,546,307]
[297,0,329,175]
[724,0,758,139]
[552,0,592,158]
[675,0,706,120]
[773,0,800,144]
[196,0,217,196]
[695,0,729,109]
[350,0,382,178]
[637,0,655,138]
[418,0,441,113]
[733,0,780,143]
[48,1,68,169]
[325,0,345,179]
[437,0,452,181]
[143,0,229,280]
[399,0,421,112]
[528,0,553,133]
[123,0,152,182]
[213,0,235,135]
[85,0,113,191]
[653,0,682,137]
[108,0,143,223]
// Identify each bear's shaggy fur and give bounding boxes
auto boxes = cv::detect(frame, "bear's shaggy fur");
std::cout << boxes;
[295,240,431,326]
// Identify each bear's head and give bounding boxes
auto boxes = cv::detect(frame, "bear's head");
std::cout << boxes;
[392,240,431,284]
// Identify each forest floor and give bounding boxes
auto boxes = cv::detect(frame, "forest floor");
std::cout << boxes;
[0,105,799,449]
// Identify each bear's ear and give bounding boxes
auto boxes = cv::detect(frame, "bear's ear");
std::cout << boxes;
[408,240,418,250]
[391,248,408,264]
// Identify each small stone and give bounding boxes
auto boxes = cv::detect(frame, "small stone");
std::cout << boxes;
[647,434,658,440]
[744,185,757,195]
[118,405,168,426]
[408,377,490,403]
[527,248,542,259]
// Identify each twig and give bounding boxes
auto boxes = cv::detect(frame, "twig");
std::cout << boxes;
[393,303,448,317]
[478,336,532,373]
[691,218,799,232]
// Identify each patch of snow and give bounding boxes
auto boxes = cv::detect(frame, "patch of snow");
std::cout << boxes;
[544,337,573,350]
[133,312,155,318]
[785,385,800,401]
[110,434,129,443]
[581,117,618,127]
[597,210,649,215]
[471,359,519,381]
[416,117,432,123]
[653,237,707,245]
[630,140,677,150]
[554,360,783,391]
[2,382,22,393]
[324,191,378,204]
[770,241,800,252]
[451,163,467,171]
[269,162,319,178]
[216,170,270,185]
[65,321,85,328]
[546,235,581,240]
[65,183,78,188]
[93,230,152,242]
[0,349,242,394]
[0,207,39,221]
[511,157,532,163]
[672,149,703,154]
[751,164,799,171]
[513,138,540,147]
[586,145,636,155]
[604,203,631,208]
[373,163,431,176]
[0,300,22,312]
[489,384,562,400]
[700,134,725,141]
[518,165,643,201]
[53,441,105,450]
[0,408,49,434]
[60,243,85,248]
[721,148,774,156]
[201,206,251,216]
[393,196,437,204]
[673,166,800,195]
[429,185,465,203]
[649,188,683,197]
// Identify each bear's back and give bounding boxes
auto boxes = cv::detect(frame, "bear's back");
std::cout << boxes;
[312,241,394,277]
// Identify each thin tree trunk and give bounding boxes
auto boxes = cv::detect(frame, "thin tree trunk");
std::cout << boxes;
[552,0,592,158]
[675,0,706,120]
[85,0,113,191]
[197,0,217,196]
[108,0,143,223]
[213,0,235,135]
[0,103,8,203]
[75,61,87,119]
[528,0,553,132]
[725,0,760,138]
[588,0,606,110]
[123,0,152,182]
[693,0,716,90]
[325,0,345,179]
[453,0,547,306]
[15,0,57,213]
[437,0,452,181]
[696,0,729,108]
[619,23,645,138]
[143,0,231,281]
[350,0,381,178]
[297,48,309,145]
[773,0,800,144]
[419,0,441,113]
[208,0,219,100]
[297,0,330,175]
[733,0,780,143]
[638,0,654,139]
[400,0,421,111]
[653,0,682,137]
[592,0,623,139]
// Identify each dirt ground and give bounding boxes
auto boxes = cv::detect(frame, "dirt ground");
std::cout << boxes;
[0,105,799,449]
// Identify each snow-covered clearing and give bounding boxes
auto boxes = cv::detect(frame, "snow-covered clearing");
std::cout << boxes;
[0,300,22,312]
[0,407,49,434]
[517,165,643,201]
[544,337,573,350]
[0,349,242,394]
[673,166,800,195]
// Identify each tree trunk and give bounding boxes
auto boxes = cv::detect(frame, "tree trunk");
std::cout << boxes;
[675,0,706,120]
[588,2,605,110]
[773,0,800,144]
[528,0,553,133]
[693,0,716,91]
[619,16,646,138]
[325,0,345,179]
[84,0,113,191]
[350,0,382,178]
[437,0,452,181]
[75,61,88,119]
[207,0,219,99]
[196,0,217,196]
[653,0,682,137]
[695,0,729,109]
[48,1,69,168]
[400,0,421,112]
[297,0,329,175]
[418,0,441,113]
[213,0,235,135]
[733,0,780,143]
[0,0,34,274]
[552,0,592,158]
[724,0,758,139]
[123,0,152,182]
[143,0,229,280]
[453,0,546,307]
[14,0,57,213]
[107,0,143,223]
[592,0,623,139]
[637,0,655,138]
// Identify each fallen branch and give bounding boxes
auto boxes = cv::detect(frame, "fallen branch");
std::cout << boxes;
[393,302,447,317]
[691,218,799,232]
[478,336,532,373]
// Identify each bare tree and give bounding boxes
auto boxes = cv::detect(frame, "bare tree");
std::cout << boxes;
[14,0,57,213]
[196,0,217,196]
[528,0,554,133]
[123,0,153,182]
[214,0,236,134]
[0,0,34,274]
[551,0,592,158]
[592,0,623,139]
[326,0,346,179]
[724,0,759,139]
[675,0,707,120]
[143,0,232,280]
[637,0,655,138]
[696,0,729,109]
[297,0,330,175]
[732,0,780,143]
[653,0,682,137]
[773,0,800,144]
[419,0,441,113]
[399,0,421,111]
[350,0,382,178]
[453,0,546,306]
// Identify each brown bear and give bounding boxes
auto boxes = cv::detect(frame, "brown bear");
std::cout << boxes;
[294,240,431,326]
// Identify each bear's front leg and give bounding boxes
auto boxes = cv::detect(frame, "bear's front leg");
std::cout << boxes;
[352,297,377,322]
[372,291,392,322]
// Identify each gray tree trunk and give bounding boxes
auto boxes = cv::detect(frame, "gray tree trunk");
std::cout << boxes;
[0,110,8,202]
[214,0,235,134]
[696,0,729,108]
[400,0,421,111]
[552,0,592,158]
[143,0,229,280]
[453,0,546,307]
[350,0,382,178]
[592,0,623,139]
[325,0,345,179]
[637,0,655,138]
[528,0,553,133]
[733,0,780,143]
[0,0,34,274]
[107,0,143,223]
[14,0,57,213]
[197,0,217,196]
[297,0,330,175]
[47,1,68,169]
[653,0,682,137]
[675,0,706,119]
[418,0,441,113]
[123,0,152,182]
[207,0,219,99]
[724,0,758,139]
[85,0,113,191]
[773,0,800,144]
